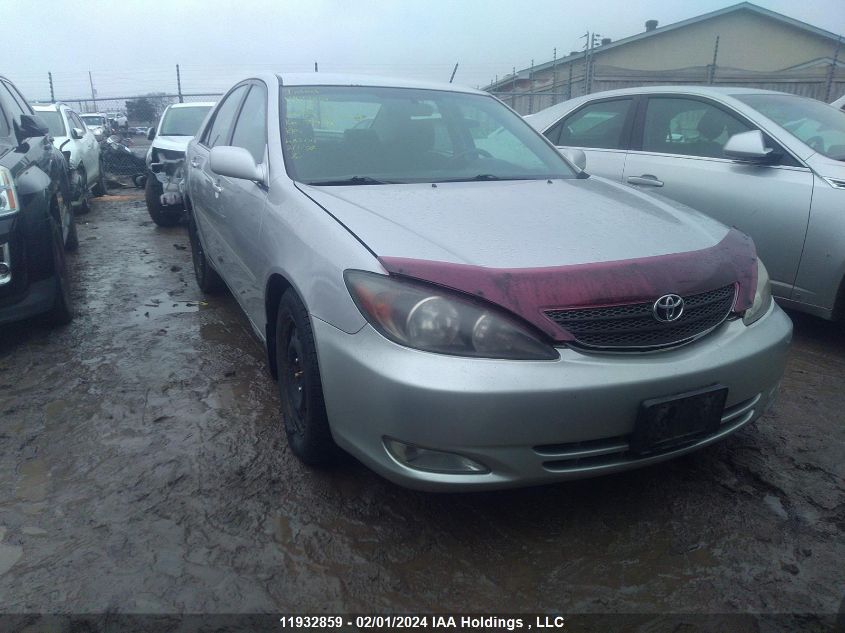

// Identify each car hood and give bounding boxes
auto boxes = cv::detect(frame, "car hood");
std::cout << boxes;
[300,177,757,341]
[805,152,845,181]
[152,136,192,153]
[299,177,731,268]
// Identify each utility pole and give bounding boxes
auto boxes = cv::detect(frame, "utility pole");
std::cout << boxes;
[511,66,517,109]
[449,62,459,83]
[528,59,535,113]
[176,64,183,102]
[708,35,720,85]
[825,35,842,101]
[552,48,558,105]
[314,61,319,72]
[48,72,54,102]
[88,71,96,104]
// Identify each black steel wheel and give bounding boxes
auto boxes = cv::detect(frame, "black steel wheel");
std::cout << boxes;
[275,290,337,465]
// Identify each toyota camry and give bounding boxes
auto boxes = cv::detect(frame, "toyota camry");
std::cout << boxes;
[184,73,792,490]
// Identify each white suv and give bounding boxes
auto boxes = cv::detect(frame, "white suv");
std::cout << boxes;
[144,101,214,226]
[33,103,106,212]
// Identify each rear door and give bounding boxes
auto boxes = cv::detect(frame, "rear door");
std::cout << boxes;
[189,83,249,281]
[215,82,269,325]
[543,97,636,181]
[623,95,813,298]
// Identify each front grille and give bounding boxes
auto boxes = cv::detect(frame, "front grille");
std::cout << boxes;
[544,284,736,350]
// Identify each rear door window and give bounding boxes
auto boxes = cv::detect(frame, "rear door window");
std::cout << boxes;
[557,99,633,149]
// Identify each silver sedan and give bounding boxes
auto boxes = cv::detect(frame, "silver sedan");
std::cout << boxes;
[185,74,791,490]
[526,86,845,322]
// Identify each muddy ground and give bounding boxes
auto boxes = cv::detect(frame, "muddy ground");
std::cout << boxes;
[0,191,842,628]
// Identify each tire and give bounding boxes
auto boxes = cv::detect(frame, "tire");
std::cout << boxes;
[145,172,180,227]
[46,213,73,325]
[187,211,223,293]
[276,290,338,466]
[64,205,79,252]
[92,158,107,197]
[75,167,90,215]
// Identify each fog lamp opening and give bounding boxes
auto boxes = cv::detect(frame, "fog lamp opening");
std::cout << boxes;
[384,438,489,474]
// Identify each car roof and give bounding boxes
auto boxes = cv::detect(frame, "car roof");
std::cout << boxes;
[524,85,808,132]
[275,72,485,95]
[168,102,216,108]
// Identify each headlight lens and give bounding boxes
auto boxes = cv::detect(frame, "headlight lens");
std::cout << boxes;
[345,270,559,360]
[743,259,772,325]
[0,167,19,218]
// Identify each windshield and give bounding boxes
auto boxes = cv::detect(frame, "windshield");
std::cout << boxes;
[159,106,212,136]
[282,86,575,184]
[38,111,66,137]
[81,115,105,127]
[736,93,845,160]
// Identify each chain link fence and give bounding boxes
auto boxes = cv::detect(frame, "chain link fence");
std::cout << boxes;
[65,93,221,183]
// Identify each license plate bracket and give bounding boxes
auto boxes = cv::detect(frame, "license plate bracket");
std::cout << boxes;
[630,385,728,455]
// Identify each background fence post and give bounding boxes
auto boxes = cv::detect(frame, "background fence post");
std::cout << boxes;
[708,35,720,84]
[48,72,54,102]
[176,64,183,103]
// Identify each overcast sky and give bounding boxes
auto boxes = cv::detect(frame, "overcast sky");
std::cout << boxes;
[5,0,844,101]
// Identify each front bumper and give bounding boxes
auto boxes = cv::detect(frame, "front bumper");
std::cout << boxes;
[313,303,792,491]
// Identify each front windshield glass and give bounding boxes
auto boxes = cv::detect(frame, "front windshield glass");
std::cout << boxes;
[81,115,105,127]
[736,93,845,160]
[159,106,212,136]
[38,111,66,137]
[281,86,575,184]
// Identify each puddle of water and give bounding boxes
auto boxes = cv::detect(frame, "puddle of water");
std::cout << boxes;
[130,292,207,324]
[0,543,23,576]
[17,459,49,502]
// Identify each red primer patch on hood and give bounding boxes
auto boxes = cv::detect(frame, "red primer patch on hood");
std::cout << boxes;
[379,229,757,342]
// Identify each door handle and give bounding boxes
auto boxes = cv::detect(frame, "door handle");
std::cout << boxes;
[212,179,223,194]
[627,175,664,187]
[190,157,201,169]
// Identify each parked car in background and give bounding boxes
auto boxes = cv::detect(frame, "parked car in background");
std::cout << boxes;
[526,87,845,321]
[831,94,845,111]
[144,101,215,226]
[79,113,109,142]
[33,103,106,212]
[184,73,791,491]
[0,75,77,326]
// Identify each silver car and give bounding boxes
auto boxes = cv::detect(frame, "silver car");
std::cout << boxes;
[185,74,791,491]
[525,86,845,321]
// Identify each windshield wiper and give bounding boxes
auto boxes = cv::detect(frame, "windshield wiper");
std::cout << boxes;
[437,174,504,183]
[305,176,397,186]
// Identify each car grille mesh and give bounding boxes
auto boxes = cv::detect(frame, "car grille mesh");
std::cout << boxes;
[544,284,736,350]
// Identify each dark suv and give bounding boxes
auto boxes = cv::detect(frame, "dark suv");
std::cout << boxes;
[0,74,77,326]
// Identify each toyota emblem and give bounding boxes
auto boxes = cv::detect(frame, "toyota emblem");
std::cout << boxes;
[653,294,685,322]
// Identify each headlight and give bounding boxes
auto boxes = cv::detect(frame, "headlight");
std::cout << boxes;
[345,270,558,360]
[0,167,19,218]
[743,259,772,325]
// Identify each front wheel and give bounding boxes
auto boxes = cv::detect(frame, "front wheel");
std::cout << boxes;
[276,290,338,466]
[92,158,107,197]
[145,172,180,227]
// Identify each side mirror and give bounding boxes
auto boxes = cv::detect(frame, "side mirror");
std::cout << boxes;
[147,127,156,141]
[723,130,778,163]
[209,146,264,183]
[14,114,49,145]
[559,147,587,171]
[71,127,84,140]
